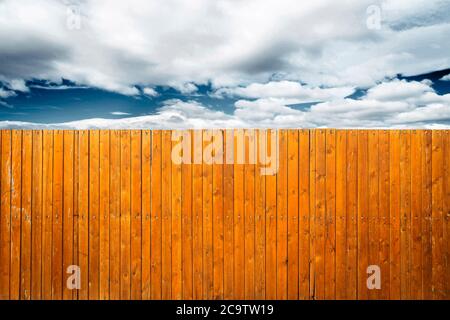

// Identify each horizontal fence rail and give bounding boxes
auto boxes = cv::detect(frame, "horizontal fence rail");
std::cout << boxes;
[0,129,449,300]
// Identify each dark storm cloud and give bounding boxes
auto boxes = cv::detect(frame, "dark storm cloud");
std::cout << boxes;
[0,37,68,79]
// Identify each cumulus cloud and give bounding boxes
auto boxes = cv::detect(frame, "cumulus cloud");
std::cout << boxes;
[0,0,449,94]
[0,100,243,129]
[441,74,450,81]
[142,87,159,97]
[8,79,29,92]
[169,82,199,95]
[0,0,449,128]
[308,80,450,126]
[213,81,355,103]
[2,79,449,128]
[365,79,434,101]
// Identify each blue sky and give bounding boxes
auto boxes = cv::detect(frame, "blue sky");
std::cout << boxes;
[1,0,450,128]
[0,81,238,123]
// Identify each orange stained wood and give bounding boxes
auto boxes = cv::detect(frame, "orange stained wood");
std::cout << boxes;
[0,129,449,300]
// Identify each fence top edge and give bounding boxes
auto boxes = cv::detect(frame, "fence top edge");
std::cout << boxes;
[0,128,448,132]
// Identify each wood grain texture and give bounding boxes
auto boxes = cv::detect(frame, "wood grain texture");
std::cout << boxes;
[10,130,22,300]
[99,131,110,300]
[120,130,131,299]
[63,131,75,300]
[0,129,448,300]
[31,130,42,299]
[42,132,53,299]
[150,130,162,299]
[287,130,299,300]
[52,131,63,300]
[20,131,32,300]
[109,131,121,299]
[0,131,11,299]
[141,130,151,299]
[131,131,142,299]
[181,130,193,299]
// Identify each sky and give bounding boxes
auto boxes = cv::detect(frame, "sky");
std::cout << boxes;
[0,0,450,128]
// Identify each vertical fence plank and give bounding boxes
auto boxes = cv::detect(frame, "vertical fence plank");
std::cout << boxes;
[131,131,142,299]
[223,130,234,299]
[161,130,172,299]
[265,129,277,299]
[325,129,336,300]
[31,130,42,300]
[42,131,53,300]
[335,130,346,300]
[346,130,358,300]
[120,130,131,299]
[368,130,379,299]
[422,130,433,299]
[400,130,411,300]
[255,130,265,299]
[99,131,110,300]
[88,131,100,299]
[309,129,316,300]
[0,130,11,300]
[315,129,326,300]
[389,130,401,299]
[357,130,369,300]
[411,130,423,299]
[109,131,121,300]
[379,130,390,300]
[52,131,64,300]
[151,130,162,299]
[141,130,151,299]
[277,130,288,300]
[78,131,89,300]
[192,130,203,299]
[203,130,213,299]
[431,131,445,299]
[20,131,32,300]
[444,130,450,299]
[171,130,182,300]
[63,131,75,300]
[181,130,193,300]
[213,129,224,300]
[10,131,22,300]
[233,129,245,299]
[299,130,310,300]
[287,129,299,300]
[244,129,255,299]
[73,131,79,300]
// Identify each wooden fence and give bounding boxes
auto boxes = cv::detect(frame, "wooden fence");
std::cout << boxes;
[0,129,449,300]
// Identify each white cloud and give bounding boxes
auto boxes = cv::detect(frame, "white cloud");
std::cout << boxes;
[1,1,449,128]
[213,81,355,102]
[307,80,450,126]
[2,79,449,128]
[0,100,244,129]
[29,84,88,90]
[169,82,198,94]
[8,79,29,92]
[365,79,433,101]
[0,88,16,99]
[142,87,159,97]
[0,0,449,95]
[390,103,450,124]
[110,111,131,116]
[441,74,450,81]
